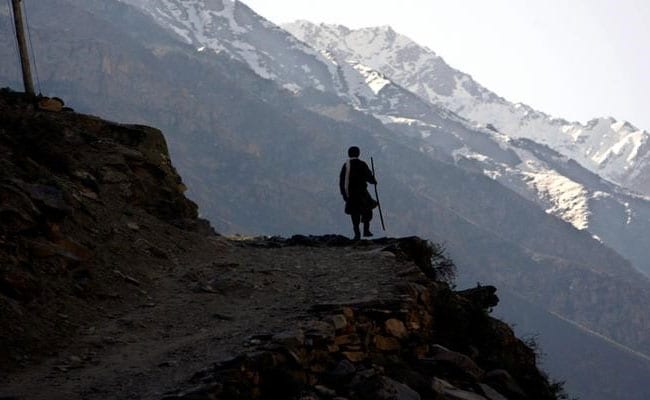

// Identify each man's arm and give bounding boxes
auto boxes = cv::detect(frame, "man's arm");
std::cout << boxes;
[339,164,348,201]
[363,162,377,185]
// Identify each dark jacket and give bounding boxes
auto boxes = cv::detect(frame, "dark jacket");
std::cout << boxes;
[339,158,377,215]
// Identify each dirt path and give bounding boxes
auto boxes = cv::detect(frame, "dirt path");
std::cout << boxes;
[1,237,418,399]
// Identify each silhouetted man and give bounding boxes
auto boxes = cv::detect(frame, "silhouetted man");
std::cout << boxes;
[339,146,377,240]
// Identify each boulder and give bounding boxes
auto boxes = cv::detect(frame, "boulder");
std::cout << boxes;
[385,318,408,338]
[426,344,484,380]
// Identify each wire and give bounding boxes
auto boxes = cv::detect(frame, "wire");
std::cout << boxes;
[22,0,41,94]
[6,0,22,87]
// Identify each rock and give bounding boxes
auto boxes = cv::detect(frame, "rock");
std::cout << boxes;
[73,170,99,188]
[335,334,359,346]
[444,388,488,400]
[159,360,179,368]
[358,376,421,400]
[374,335,401,352]
[342,307,354,320]
[328,359,356,379]
[484,369,527,399]
[29,239,92,262]
[478,383,509,400]
[432,378,487,400]
[35,237,93,263]
[298,394,320,400]
[457,285,499,309]
[100,167,130,184]
[14,181,72,215]
[304,321,335,347]
[314,385,336,396]
[0,183,40,233]
[431,377,455,394]
[342,351,367,363]
[385,319,408,338]
[426,344,484,379]
[272,329,305,348]
[79,188,99,200]
[330,314,348,331]
[68,355,82,364]
[113,270,141,286]
[0,269,39,301]
[147,245,169,259]
[37,97,64,112]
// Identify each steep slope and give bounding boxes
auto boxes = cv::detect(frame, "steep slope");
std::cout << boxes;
[495,288,650,400]
[3,1,650,397]
[284,21,650,196]
[0,89,215,367]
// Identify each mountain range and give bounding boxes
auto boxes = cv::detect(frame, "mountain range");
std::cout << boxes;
[284,20,650,278]
[108,1,650,279]
[2,0,650,398]
[285,21,650,197]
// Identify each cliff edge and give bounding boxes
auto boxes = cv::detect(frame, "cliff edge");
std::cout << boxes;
[0,90,563,399]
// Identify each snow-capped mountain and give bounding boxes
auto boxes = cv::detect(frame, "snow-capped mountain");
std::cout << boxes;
[117,1,650,276]
[275,21,650,276]
[383,95,650,275]
[355,64,650,276]
[119,0,650,277]
[284,21,650,197]
[8,1,650,396]
[119,0,344,93]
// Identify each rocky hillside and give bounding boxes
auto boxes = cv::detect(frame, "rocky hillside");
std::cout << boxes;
[0,90,562,399]
[0,89,214,367]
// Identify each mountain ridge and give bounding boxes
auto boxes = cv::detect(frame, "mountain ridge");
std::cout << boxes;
[284,20,650,197]
[281,19,650,278]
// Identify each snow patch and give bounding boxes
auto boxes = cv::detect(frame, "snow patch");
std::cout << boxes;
[282,82,301,93]
[484,170,502,180]
[452,146,490,163]
[352,63,391,95]
[523,170,591,230]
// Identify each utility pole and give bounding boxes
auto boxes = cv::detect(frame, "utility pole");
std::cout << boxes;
[11,0,35,95]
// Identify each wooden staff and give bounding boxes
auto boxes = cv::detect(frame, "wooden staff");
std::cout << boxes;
[370,157,386,231]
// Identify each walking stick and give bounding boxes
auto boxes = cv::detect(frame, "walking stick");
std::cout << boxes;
[370,157,386,231]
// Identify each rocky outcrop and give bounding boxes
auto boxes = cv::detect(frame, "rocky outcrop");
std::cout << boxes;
[163,237,558,400]
[0,89,213,367]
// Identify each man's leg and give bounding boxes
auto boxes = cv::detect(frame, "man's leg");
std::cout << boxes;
[351,213,361,240]
[362,211,373,237]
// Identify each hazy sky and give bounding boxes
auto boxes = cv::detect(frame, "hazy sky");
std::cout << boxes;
[244,0,650,130]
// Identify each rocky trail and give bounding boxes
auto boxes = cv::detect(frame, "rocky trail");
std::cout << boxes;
[1,236,437,399]
[1,236,555,400]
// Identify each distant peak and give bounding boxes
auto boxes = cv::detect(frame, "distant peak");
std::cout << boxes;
[291,19,316,26]
[284,20,351,35]
[611,120,638,133]
[374,24,395,32]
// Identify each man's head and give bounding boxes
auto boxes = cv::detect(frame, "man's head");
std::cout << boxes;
[348,146,360,158]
